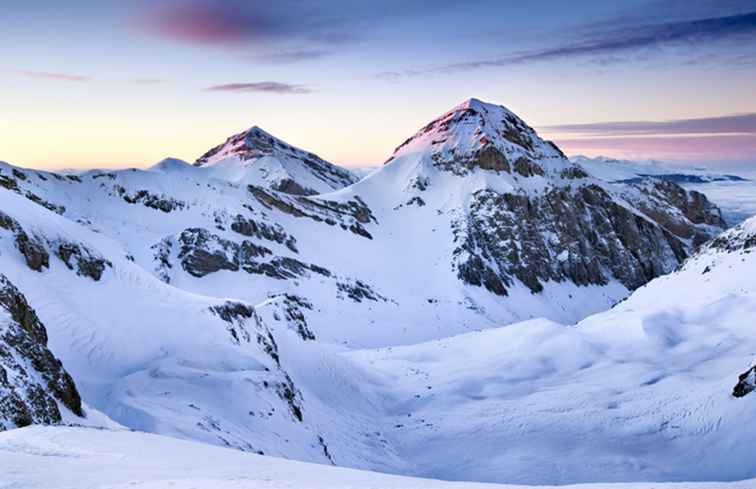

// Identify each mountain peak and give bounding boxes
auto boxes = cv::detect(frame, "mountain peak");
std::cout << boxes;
[194,125,298,167]
[452,97,512,114]
[387,98,564,166]
[192,125,357,194]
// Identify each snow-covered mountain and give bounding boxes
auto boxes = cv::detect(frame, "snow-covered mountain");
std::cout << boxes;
[193,126,358,195]
[0,98,750,486]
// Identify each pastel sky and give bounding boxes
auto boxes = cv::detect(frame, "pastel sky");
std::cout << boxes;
[2,0,756,170]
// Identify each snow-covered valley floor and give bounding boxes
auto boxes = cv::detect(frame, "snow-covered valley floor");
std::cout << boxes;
[3,426,755,489]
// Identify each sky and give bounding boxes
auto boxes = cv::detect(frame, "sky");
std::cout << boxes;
[1,0,756,170]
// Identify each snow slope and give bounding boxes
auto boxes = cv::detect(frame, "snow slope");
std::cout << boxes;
[3,426,755,489]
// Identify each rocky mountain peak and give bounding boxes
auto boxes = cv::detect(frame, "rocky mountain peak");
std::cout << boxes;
[387,98,564,167]
[194,126,300,167]
[193,126,357,195]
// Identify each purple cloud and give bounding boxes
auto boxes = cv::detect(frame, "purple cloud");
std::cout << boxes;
[141,1,359,49]
[553,134,756,161]
[205,82,311,94]
[543,113,756,136]
[386,10,756,77]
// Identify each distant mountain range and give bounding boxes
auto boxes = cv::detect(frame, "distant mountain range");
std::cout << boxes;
[570,154,750,184]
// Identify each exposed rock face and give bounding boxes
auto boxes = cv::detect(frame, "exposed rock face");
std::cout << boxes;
[618,179,726,246]
[167,228,332,280]
[0,274,83,430]
[455,185,688,295]
[732,365,756,398]
[194,126,358,195]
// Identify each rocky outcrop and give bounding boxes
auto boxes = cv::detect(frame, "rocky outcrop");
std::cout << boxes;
[0,274,83,430]
[55,241,112,281]
[732,365,756,398]
[114,185,186,213]
[264,294,316,341]
[249,186,375,239]
[0,211,112,280]
[163,228,332,280]
[708,220,756,253]
[0,167,66,215]
[231,214,298,252]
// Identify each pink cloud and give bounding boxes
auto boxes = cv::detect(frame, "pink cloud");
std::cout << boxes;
[143,2,273,45]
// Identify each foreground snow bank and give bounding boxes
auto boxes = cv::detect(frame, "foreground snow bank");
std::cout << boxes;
[2,426,755,489]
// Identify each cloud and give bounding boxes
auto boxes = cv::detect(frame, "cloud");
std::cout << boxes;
[17,70,90,82]
[388,10,756,76]
[140,1,452,62]
[205,82,311,94]
[257,49,332,64]
[542,111,756,163]
[141,1,357,49]
[553,134,756,161]
[543,113,756,136]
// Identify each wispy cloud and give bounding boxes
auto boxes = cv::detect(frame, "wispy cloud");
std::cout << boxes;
[386,10,756,77]
[257,49,332,64]
[553,134,756,161]
[205,82,311,94]
[543,111,756,162]
[543,113,756,136]
[17,70,90,82]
